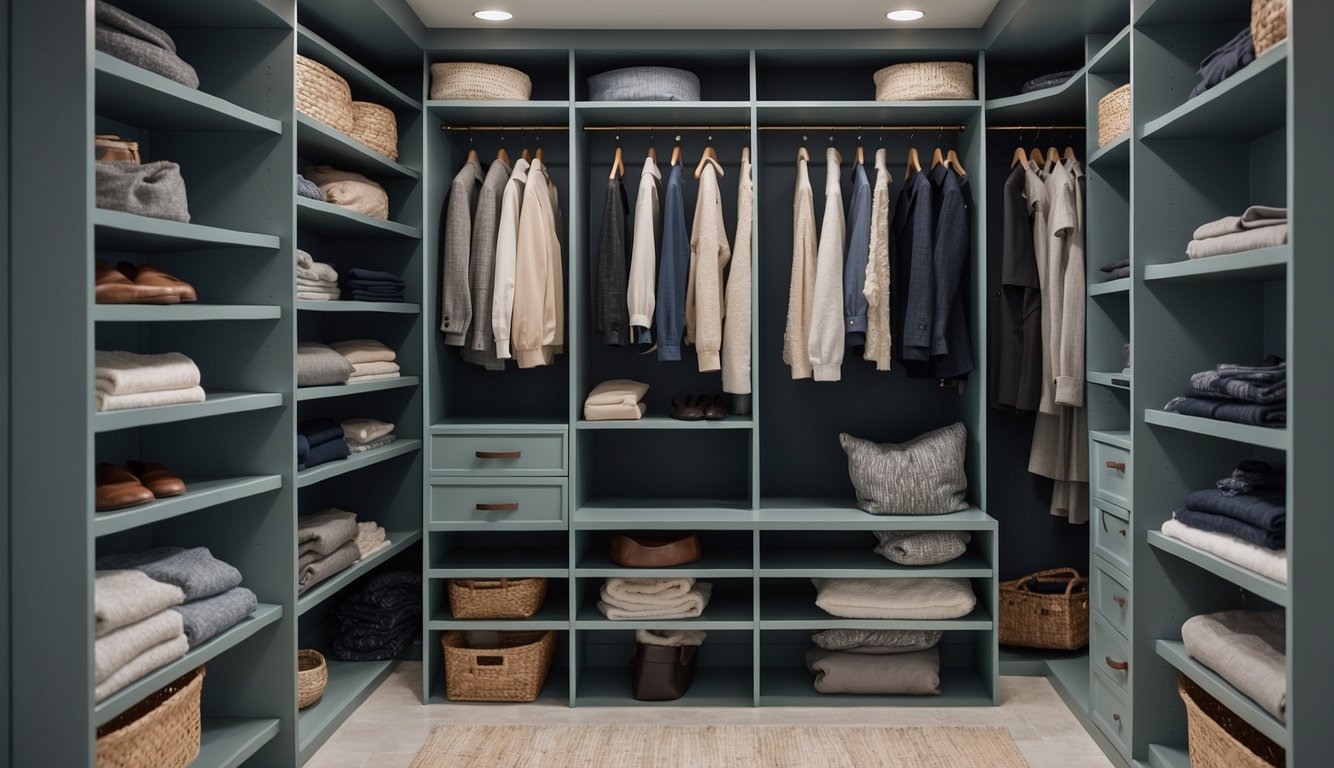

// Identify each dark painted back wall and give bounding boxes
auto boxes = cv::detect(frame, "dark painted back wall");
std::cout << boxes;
[2,0,12,758]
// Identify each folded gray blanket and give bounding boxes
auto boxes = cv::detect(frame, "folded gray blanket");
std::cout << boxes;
[1181,609,1286,721]
[1165,395,1286,427]
[173,587,257,648]
[95,569,185,637]
[1187,358,1286,404]
[298,508,359,558]
[1187,225,1287,259]
[1217,459,1284,496]
[95,609,183,684]
[96,1,176,52]
[96,160,191,223]
[97,547,242,602]
[1193,205,1287,240]
[806,647,941,694]
[299,540,361,594]
[297,342,354,387]
[811,628,942,655]
[873,531,971,566]
[95,1,200,90]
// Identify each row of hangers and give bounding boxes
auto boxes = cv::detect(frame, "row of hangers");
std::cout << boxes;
[791,144,967,181]
[609,144,751,181]
[464,146,544,166]
[1010,144,1080,169]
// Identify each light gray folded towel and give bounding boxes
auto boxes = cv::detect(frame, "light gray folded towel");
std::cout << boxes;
[1192,205,1288,240]
[95,609,184,684]
[1187,225,1288,259]
[97,546,243,602]
[95,569,186,637]
[95,633,189,703]
[297,291,338,302]
[343,418,395,444]
[296,249,339,283]
[805,647,942,695]
[811,628,943,654]
[873,531,972,566]
[1181,609,1286,721]
[298,540,361,594]
[297,342,354,387]
[348,434,397,453]
[813,577,976,620]
[297,508,359,558]
[95,350,201,395]
[95,9,200,90]
[173,587,257,648]
[96,160,191,222]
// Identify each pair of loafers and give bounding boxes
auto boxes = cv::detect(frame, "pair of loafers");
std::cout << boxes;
[96,259,197,305]
[670,393,728,421]
[96,461,187,511]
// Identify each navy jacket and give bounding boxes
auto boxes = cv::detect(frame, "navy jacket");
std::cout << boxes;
[928,164,974,380]
[656,164,689,361]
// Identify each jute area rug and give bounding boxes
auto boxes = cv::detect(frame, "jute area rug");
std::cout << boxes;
[410,724,1030,767]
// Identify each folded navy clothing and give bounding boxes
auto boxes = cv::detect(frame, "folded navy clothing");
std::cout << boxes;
[1175,508,1283,550]
[1217,459,1284,496]
[97,546,243,602]
[331,570,421,661]
[1184,489,1285,533]
[173,587,257,648]
[1021,69,1078,93]
[346,268,403,283]
[1187,371,1285,404]
[297,434,310,462]
[1104,267,1130,280]
[332,625,418,661]
[349,291,404,303]
[302,437,349,469]
[1191,27,1255,98]
[298,418,344,447]
[1215,355,1286,384]
[1100,260,1130,273]
[1165,396,1285,427]
[344,281,404,292]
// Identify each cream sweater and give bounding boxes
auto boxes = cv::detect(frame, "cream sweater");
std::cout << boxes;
[784,151,817,380]
[722,154,753,394]
[684,157,731,372]
[863,149,893,370]
[512,158,565,368]
[627,156,662,338]
[491,159,529,359]
[808,147,846,382]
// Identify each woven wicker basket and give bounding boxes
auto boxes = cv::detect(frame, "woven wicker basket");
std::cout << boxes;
[95,667,204,768]
[1252,0,1288,57]
[874,61,975,101]
[430,62,532,101]
[449,577,548,619]
[1179,676,1285,767]
[350,101,399,160]
[999,568,1089,650]
[588,66,701,102]
[297,649,328,710]
[1098,84,1131,148]
[297,55,354,134]
[443,630,556,702]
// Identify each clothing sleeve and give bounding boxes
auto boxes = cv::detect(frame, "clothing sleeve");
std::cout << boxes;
[655,175,688,361]
[808,179,846,381]
[595,183,628,345]
[512,177,550,368]
[842,176,872,340]
[440,178,474,345]
[783,182,817,380]
[1053,181,1085,407]
[627,176,659,334]
[491,181,521,359]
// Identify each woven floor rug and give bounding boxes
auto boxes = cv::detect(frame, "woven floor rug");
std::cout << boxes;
[410,724,1030,767]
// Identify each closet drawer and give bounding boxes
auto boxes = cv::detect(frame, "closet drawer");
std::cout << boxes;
[1091,562,1132,637]
[1091,439,1131,510]
[429,482,567,525]
[1093,501,1132,576]
[1090,672,1132,758]
[1091,612,1131,694]
[430,431,567,476]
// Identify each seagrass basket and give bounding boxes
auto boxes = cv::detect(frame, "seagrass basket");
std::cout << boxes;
[350,101,399,160]
[874,61,975,101]
[297,55,354,134]
[1180,675,1285,767]
[1098,84,1131,148]
[443,630,555,702]
[297,649,328,709]
[95,667,204,768]
[999,567,1089,650]
[449,577,547,619]
[430,62,532,101]
[1252,0,1288,57]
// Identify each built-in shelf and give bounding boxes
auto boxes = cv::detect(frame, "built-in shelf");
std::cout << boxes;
[297,300,419,314]
[296,25,419,111]
[296,439,422,488]
[756,100,980,125]
[428,100,571,126]
[1088,26,1131,75]
[1090,429,1132,450]
[574,589,754,630]
[94,209,280,253]
[759,596,993,631]
[756,502,995,531]
[1157,640,1289,748]
[985,69,1087,123]
[1089,371,1132,390]
[575,549,753,578]
[576,665,753,707]
[1147,530,1287,606]
[574,501,756,530]
[1137,0,1249,26]
[94,475,282,537]
[94,392,284,433]
[758,666,992,706]
[576,416,753,430]
[429,593,570,631]
[297,530,422,616]
[1143,744,1191,768]
[297,659,397,763]
[196,718,281,768]
[1089,133,1130,169]
[1089,277,1130,295]
[760,548,992,579]
[296,197,421,240]
[1144,410,1288,450]
[1143,246,1288,283]
[94,52,282,134]
[93,305,281,322]
[297,114,420,180]
[428,547,569,578]
[577,101,752,126]
[1143,43,1288,140]
[296,376,420,401]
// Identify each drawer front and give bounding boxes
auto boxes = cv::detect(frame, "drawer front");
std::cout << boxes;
[1090,672,1132,757]
[430,432,566,475]
[1091,440,1132,510]
[1091,611,1131,694]
[1092,561,1132,637]
[1093,501,1132,576]
[429,482,567,525]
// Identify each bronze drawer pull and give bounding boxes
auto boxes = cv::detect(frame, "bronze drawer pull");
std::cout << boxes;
[476,502,519,511]
[1105,460,1127,472]
[1119,528,1127,536]
[476,450,522,459]
[1105,656,1129,672]
[1112,712,1122,724]
[1113,595,1127,607]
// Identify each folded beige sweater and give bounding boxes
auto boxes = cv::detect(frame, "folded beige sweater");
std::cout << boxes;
[95,609,184,684]
[584,401,647,421]
[330,339,396,364]
[350,360,400,377]
[585,379,649,406]
[304,165,389,220]
[95,350,201,395]
[342,418,395,444]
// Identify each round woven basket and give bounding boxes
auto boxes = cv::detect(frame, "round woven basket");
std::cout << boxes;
[430,62,532,101]
[95,667,204,768]
[449,577,547,619]
[442,630,556,702]
[588,66,701,102]
[874,61,975,101]
[1179,676,1285,767]
[1098,84,1131,148]
[297,55,354,134]
[350,101,399,160]
[1251,0,1288,57]
[298,649,328,710]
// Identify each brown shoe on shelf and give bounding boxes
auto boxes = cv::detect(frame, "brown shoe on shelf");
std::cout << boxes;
[125,460,187,498]
[118,262,198,303]
[95,463,156,511]
[95,259,179,305]
[703,393,728,421]
[670,394,704,421]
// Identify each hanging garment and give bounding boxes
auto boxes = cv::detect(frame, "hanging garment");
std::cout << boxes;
[656,163,689,361]
[627,156,662,345]
[784,150,818,380]
[512,158,564,368]
[992,164,1043,412]
[808,147,846,382]
[439,158,483,346]
[722,153,753,395]
[892,169,936,376]
[492,158,529,360]
[927,164,974,379]
[595,176,630,346]
[863,149,893,370]
[843,159,872,348]
[684,156,731,373]
[461,158,511,370]
[1055,158,1087,408]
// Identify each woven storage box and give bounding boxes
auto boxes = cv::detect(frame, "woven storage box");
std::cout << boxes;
[1098,84,1131,148]
[443,630,556,702]
[1179,676,1285,767]
[449,577,547,619]
[350,101,399,161]
[1252,0,1288,57]
[95,667,204,768]
[297,55,354,134]
[298,649,328,710]
[999,568,1089,650]
[874,61,975,101]
[430,62,532,101]
[588,67,701,102]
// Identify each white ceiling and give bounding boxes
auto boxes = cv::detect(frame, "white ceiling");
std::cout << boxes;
[405,0,1003,30]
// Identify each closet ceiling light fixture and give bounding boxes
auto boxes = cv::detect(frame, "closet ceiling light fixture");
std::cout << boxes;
[887,9,925,21]
[474,9,513,21]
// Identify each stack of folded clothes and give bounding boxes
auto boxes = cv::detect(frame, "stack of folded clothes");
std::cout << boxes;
[94,547,255,702]
[298,508,374,594]
[1162,460,1286,583]
[1190,28,1255,99]
[95,1,199,89]
[1182,609,1286,722]
[1020,69,1078,93]
[597,577,712,620]
[584,379,649,421]
[356,520,391,557]
[297,342,353,388]
[95,350,205,412]
[343,268,405,303]
[1099,259,1130,280]
[297,249,339,301]
[299,418,349,470]
[331,339,401,383]
[342,418,398,454]
[813,578,977,620]
[1186,206,1287,260]
[331,571,421,661]
[297,174,326,202]
[806,629,944,695]
[1164,355,1286,427]
[872,531,971,566]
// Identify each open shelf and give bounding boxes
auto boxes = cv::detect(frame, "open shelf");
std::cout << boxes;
[297,114,420,180]
[297,530,422,615]
[296,376,420,401]
[985,69,1087,123]
[428,548,569,578]
[756,100,980,125]
[1089,277,1130,296]
[1144,410,1288,450]
[94,52,282,134]
[1143,246,1288,283]
[1088,26,1132,75]
[94,604,281,726]
[94,392,284,433]
[575,501,756,530]
[758,665,992,706]
[759,595,993,631]
[297,300,419,314]
[296,197,421,240]
[296,25,419,111]
[1090,429,1132,450]
[94,474,282,537]
[1089,371,1131,390]
[1137,0,1249,26]
[755,502,995,531]
[577,101,752,126]
[1143,43,1288,140]
[760,548,992,579]
[297,659,397,763]
[576,416,753,430]
[575,665,753,707]
[430,591,569,631]
[575,549,753,578]
[428,100,572,126]
[94,210,280,253]
[296,439,422,488]
[1089,133,1130,169]
[93,305,281,322]
[1157,640,1289,747]
[196,718,280,768]
[1147,530,1287,606]
[574,589,753,630]
[1143,744,1191,768]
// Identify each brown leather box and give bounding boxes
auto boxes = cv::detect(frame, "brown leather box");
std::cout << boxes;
[609,533,701,568]
[631,642,699,702]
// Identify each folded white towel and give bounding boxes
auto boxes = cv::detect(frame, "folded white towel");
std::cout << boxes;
[1192,206,1287,240]
[1162,519,1287,583]
[94,633,189,702]
[96,385,206,412]
[347,372,401,384]
[598,580,711,620]
[350,360,400,377]
[1186,225,1288,259]
[95,350,201,395]
[343,418,395,444]
[296,278,339,292]
[813,577,976,620]
[330,338,396,364]
[584,379,650,407]
[604,577,696,605]
[95,569,186,637]
[296,249,339,283]
[95,609,184,684]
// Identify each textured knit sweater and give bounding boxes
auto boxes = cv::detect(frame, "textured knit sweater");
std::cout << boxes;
[809,147,846,381]
[722,153,754,394]
[684,157,731,372]
[863,149,893,370]
[627,156,662,343]
[784,150,818,380]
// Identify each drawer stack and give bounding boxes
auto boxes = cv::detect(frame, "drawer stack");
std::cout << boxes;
[1088,429,1132,758]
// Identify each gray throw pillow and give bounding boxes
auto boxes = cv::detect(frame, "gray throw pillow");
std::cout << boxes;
[811,628,942,654]
[805,647,942,695]
[839,423,970,515]
[873,531,972,566]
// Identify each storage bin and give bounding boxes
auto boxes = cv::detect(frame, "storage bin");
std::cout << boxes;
[443,630,556,702]
[1252,0,1288,57]
[430,62,532,101]
[95,667,204,768]
[610,532,701,567]
[631,641,699,701]
[873,62,975,101]
[349,101,399,161]
[297,649,328,710]
[1098,84,1130,148]
[999,567,1089,650]
[449,577,548,619]
[1180,675,1285,767]
[588,67,701,102]
[297,55,354,134]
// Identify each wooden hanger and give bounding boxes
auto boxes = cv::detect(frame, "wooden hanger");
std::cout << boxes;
[534,147,544,162]
[1046,145,1061,169]
[670,144,682,167]
[946,149,967,178]
[496,147,511,167]
[609,146,624,180]
[1011,146,1029,168]
[1063,145,1079,163]
[855,145,865,165]
[931,147,945,169]
[647,146,657,162]
[521,148,530,162]
[695,145,722,179]
[905,147,922,179]
[1029,148,1044,166]
[465,147,479,165]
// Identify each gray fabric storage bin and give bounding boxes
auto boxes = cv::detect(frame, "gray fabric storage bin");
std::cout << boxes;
[588,67,701,102]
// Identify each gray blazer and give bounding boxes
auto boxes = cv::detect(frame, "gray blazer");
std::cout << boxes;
[461,158,511,369]
[440,159,483,346]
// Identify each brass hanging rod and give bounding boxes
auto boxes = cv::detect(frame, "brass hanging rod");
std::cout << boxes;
[986,125,1086,131]
[758,125,966,132]
[441,125,570,131]
[582,125,751,132]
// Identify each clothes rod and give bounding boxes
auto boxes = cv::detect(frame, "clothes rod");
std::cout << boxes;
[441,125,570,131]
[986,125,1086,131]
[757,125,967,132]
[581,125,751,132]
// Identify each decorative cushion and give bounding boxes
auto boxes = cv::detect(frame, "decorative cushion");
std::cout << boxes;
[873,530,972,566]
[95,160,191,223]
[588,67,701,102]
[806,647,942,695]
[839,423,969,515]
[811,628,942,655]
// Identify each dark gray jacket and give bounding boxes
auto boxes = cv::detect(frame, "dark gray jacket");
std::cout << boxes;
[595,178,630,345]
[928,164,974,379]
[843,162,872,346]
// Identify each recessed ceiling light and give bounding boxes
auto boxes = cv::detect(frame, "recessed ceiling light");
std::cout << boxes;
[887,9,925,21]
[474,9,513,21]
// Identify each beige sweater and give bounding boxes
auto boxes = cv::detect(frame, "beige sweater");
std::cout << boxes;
[722,153,753,394]
[808,147,846,382]
[684,157,731,372]
[784,151,817,380]
[511,158,565,368]
[627,156,662,336]
[863,149,893,370]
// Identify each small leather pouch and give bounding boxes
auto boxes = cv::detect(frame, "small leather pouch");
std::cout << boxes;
[631,642,699,701]
[610,533,701,568]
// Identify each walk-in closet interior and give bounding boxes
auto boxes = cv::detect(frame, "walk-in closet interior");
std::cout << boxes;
[5,0,1332,766]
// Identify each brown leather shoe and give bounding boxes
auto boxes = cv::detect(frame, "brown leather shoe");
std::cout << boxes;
[670,394,704,421]
[125,460,187,498]
[703,394,728,421]
[96,463,156,511]
[118,262,198,303]
[95,260,179,305]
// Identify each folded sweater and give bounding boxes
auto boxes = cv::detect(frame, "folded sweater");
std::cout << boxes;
[174,587,257,648]
[873,531,971,566]
[297,343,354,387]
[346,267,402,283]
[350,360,400,378]
[1162,518,1287,583]
[330,338,396,364]
[95,634,189,703]
[96,386,206,412]
[296,248,338,283]
[1187,225,1287,260]
[96,609,184,684]
[1184,489,1285,532]
[1175,508,1283,550]
[1165,396,1285,427]
[298,540,361,594]
[302,438,350,468]
[806,647,941,695]
[299,418,345,447]
[343,418,395,444]
[94,569,185,637]
[584,401,647,421]
[1182,609,1286,720]
[813,577,976,620]
[585,378,650,407]
[95,350,201,395]
[298,508,359,558]
[97,546,243,602]
[1192,206,1287,240]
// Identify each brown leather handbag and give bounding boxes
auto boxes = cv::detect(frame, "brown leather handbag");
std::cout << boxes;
[631,642,699,702]
[610,532,701,568]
